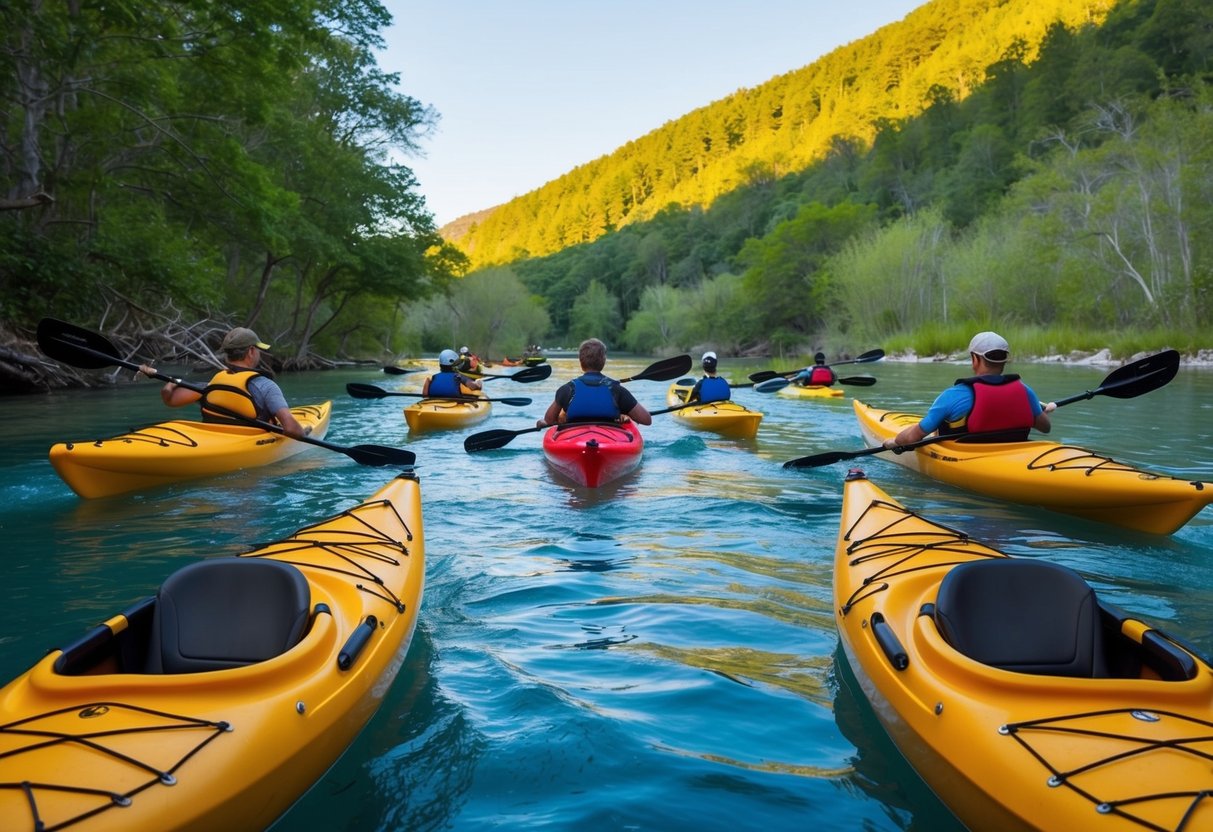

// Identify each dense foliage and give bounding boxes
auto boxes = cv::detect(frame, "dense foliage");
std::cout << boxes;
[446,0,1213,357]
[0,0,460,363]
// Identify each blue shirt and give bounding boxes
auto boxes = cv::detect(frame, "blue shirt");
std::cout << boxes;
[920,379,1044,433]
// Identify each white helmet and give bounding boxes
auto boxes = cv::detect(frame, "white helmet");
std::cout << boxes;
[459,346,469,354]
[439,349,458,367]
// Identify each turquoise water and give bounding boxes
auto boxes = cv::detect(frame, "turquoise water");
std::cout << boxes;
[2,356,1212,831]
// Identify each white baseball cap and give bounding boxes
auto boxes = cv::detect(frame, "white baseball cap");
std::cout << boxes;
[968,331,1010,361]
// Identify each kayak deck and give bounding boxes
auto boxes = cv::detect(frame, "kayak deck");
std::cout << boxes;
[48,402,333,499]
[0,471,424,832]
[777,382,844,399]
[853,399,1213,534]
[403,395,491,433]
[665,383,762,440]
[836,471,1213,831]
[542,420,643,488]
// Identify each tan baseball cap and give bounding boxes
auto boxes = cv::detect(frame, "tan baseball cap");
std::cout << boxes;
[221,327,271,352]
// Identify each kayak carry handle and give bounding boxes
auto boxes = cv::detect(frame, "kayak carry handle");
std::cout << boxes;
[338,615,379,670]
[870,612,909,671]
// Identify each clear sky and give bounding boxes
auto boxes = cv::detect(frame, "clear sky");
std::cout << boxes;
[378,1,925,227]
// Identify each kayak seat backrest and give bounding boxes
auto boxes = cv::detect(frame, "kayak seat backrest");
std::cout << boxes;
[933,559,1109,678]
[147,557,311,674]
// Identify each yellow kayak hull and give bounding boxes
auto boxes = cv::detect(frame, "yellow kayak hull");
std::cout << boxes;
[836,471,1213,832]
[0,472,424,832]
[777,383,844,399]
[48,402,333,499]
[665,384,762,440]
[852,400,1213,534]
[403,395,491,433]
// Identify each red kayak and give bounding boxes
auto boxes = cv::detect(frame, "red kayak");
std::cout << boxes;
[542,420,643,487]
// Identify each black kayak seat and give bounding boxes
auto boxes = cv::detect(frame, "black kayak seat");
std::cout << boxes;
[147,557,311,674]
[933,559,1108,678]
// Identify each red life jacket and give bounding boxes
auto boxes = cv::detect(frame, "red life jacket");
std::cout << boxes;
[807,366,836,385]
[941,375,1033,441]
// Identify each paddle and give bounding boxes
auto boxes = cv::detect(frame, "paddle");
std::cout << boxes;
[748,348,885,383]
[463,400,703,453]
[477,364,552,382]
[386,363,551,382]
[619,354,693,383]
[752,374,879,395]
[37,318,417,468]
[781,349,1181,469]
[345,383,531,406]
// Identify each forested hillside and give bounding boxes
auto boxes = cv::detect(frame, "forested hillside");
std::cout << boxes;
[446,0,1115,264]
[425,0,1212,360]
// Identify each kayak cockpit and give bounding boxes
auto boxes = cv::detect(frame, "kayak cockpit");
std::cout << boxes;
[919,558,1198,683]
[52,558,324,677]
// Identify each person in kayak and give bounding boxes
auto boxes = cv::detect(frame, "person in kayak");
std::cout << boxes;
[794,353,838,387]
[536,338,653,427]
[454,345,482,373]
[882,331,1056,449]
[139,326,308,438]
[423,349,484,397]
[688,351,732,403]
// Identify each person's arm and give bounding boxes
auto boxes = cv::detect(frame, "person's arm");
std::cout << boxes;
[537,399,562,428]
[140,364,201,407]
[884,422,927,449]
[687,380,702,402]
[626,401,652,425]
[459,373,483,391]
[422,376,431,395]
[274,406,308,438]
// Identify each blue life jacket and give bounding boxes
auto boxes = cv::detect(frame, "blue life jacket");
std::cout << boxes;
[565,374,619,421]
[428,371,462,397]
[696,376,731,403]
[940,375,1033,441]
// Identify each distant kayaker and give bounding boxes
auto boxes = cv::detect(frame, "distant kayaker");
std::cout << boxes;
[424,349,483,397]
[794,353,838,387]
[139,327,308,438]
[536,338,652,427]
[688,351,731,403]
[882,331,1057,449]
[454,345,482,373]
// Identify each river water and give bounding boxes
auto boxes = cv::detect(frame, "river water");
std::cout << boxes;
[2,355,1211,831]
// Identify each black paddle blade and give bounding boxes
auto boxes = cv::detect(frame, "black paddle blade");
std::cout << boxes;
[754,378,790,393]
[346,382,391,399]
[838,375,877,386]
[383,365,425,375]
[508,363,553,383]
[747,370,782,383]
[37,318,122,369]
[783,448,878,469]
[622,354,693,383]
[464,428,532,452]
[345,444,417,466]
[1099,349,1179,398]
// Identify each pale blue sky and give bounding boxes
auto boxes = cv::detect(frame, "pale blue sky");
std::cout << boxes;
[379,1,925,226]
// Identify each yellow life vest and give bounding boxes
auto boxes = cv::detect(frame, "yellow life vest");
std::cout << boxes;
[200,369,264,423]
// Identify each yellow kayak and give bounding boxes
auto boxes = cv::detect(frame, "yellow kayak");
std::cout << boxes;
[853,400,1213,534]
[777,382,844,399]
[665,383,762,440]
[49,402,333,499]
[836,470,1213,832]
[403,394,491,433]
[0,471,424,832]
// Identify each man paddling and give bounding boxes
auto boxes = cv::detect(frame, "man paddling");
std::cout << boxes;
[687,351,731,404]
[536,338,652,428]
[139,327,308,439]
[882,331,1056,449]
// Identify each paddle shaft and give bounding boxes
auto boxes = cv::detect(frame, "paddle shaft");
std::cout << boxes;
[463,400,703,452]
[345,383,528,405]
